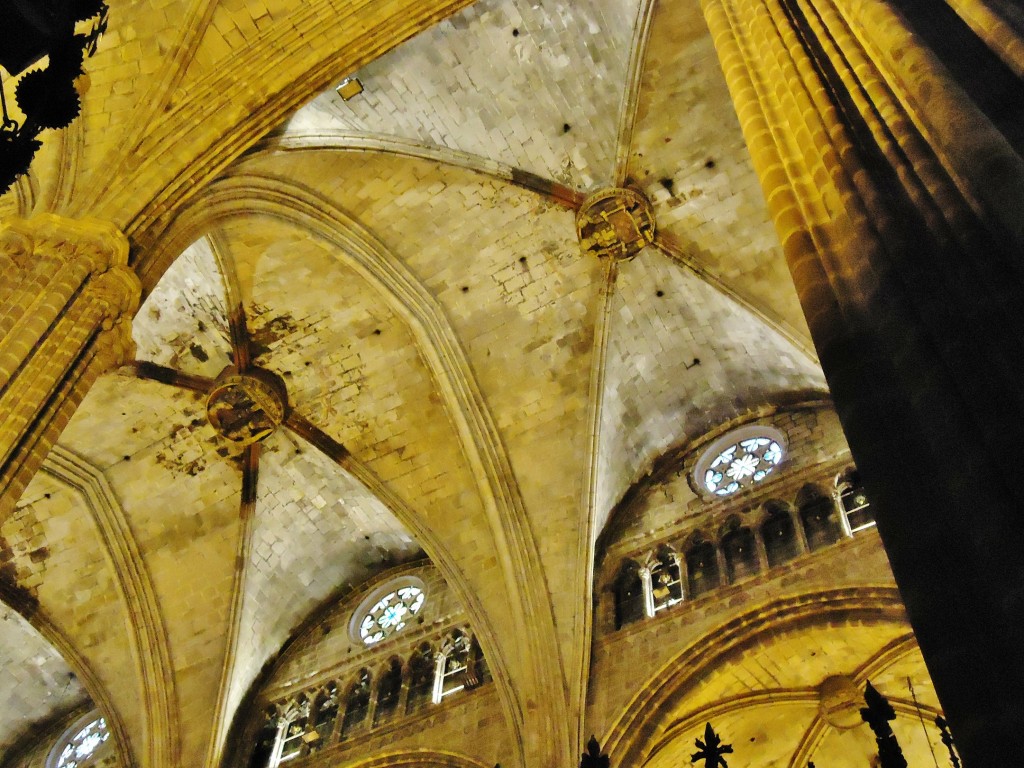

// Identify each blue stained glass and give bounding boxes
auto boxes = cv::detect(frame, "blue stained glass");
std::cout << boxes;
[359,586,426,645]
[704,469,723,491]
[57,718,109,768]
[711,446,737,469]
[700,434,785,497]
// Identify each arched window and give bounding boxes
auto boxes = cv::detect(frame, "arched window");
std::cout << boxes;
[374,658,403,725]
[693,425,787,498]
[406,643,434,713]
[721,523,759,583]
[613,560,645,628]
[686,538,720,598]
[466,634,490,688]
[762,503,801,567]
[434,630,470,703]
[50,712,113,768]
[310,683,338,750]
[339,670,371,738]
[798,485,843,551]
[838,470,875,532]
[649,550,683,612]
[351,577,427,647]
[277,696,311,762]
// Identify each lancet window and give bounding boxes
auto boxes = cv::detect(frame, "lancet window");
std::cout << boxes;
[838,470,874,533]
[373,658,403,725]
[762,503,801,567]
[613,560,646,628]
[608,463,877,631]
[686,538,720,598]
[310,684,338,750]
[467,635,489,688]
[798,485,843,551]
[649,549,684,614]
[721,522,759,583]
[433,630,471,703]
[406,642,435,713]
[276,696,312,764]
[339,670,372,738]
[247,565,491,768]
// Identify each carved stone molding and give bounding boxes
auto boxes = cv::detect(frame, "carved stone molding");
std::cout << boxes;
[576,187,655,261]
[0,214,141,522]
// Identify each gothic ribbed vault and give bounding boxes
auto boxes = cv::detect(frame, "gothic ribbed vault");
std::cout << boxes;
[0,0,940,767]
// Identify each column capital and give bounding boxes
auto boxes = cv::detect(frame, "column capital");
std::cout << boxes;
[1,213,130,274]
[0,214,141,521]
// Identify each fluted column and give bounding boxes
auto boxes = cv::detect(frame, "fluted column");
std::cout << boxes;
[703,0,1024,762]
[0,214,140,521]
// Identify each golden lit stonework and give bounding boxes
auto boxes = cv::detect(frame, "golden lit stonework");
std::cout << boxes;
[576,187,655,261]
[207,367,287,445]
[817,675,863,730]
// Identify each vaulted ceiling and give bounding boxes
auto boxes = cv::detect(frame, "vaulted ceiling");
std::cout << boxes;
[0,0,836,766]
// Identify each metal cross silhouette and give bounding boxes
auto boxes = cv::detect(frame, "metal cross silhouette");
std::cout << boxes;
[691,723,734,768]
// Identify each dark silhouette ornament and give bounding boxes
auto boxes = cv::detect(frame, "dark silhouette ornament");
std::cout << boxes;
[935,715,961,768]
[0,0,108,195]
[691,723,733,768]
[580,736,610,768]
[860,681,907,768]
[0,128,41,193]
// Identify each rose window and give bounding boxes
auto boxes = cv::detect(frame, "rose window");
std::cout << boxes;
[694,426,787,499]
[55,717,110,768]
[358,586,425,645]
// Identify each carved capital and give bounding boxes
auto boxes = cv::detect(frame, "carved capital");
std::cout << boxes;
[0,228,34,272]
[0,214,130,274]
[96,315,138,369]
[90,264,142,329]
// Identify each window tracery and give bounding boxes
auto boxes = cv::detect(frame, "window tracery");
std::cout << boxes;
[340,670,372,738]
[277,696,311,763]
[798,485,843,551]
[310,684,338,750]
[434,630,470,703]
[373,659,403,725]
[694,427,787,498]
[838,470,874,532]
[649,550,683,613]
[406,642,435,713]
[256,628,488,766]
[721,523,759,582]
[608,463,876,631]
[762,503,801,567]
[53,716,110,768]
[613,560,645,629]
[357,585,425,645]
[686,539,720,598]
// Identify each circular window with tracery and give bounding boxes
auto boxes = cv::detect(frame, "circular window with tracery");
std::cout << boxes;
[693,425,787,498]
[350,577,427,646]
[48,712,113,768]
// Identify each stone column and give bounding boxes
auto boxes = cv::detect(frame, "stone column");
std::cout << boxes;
[0,214,139,521]
[702,0,1024,762]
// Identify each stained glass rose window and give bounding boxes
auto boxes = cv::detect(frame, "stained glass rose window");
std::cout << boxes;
[357,585,426,645]
[694,426,787,498]
[54,716,110,768]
